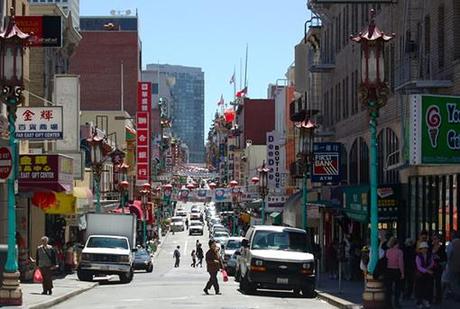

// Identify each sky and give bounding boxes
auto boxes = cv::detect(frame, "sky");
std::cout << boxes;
[80,0,311,142]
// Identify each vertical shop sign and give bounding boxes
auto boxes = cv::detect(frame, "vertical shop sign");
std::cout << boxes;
[136,82,151,184]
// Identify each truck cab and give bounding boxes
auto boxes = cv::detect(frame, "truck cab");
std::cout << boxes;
[236,225,315,297]
[77,214,137,283]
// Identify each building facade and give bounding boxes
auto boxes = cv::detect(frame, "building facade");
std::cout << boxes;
[29,0,80,30]
[143,64,205,163]
[70,15,141,117]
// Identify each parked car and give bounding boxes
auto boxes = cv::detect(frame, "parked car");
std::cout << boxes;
[190,212,202,222]
[236,225,315,297]
[212,231,230,244]
[210,224,226,237]
[133,248,153,272]
[170,216,185,232]
[189,220,204,236]
[222,236,243,266]
[175,210,187,217]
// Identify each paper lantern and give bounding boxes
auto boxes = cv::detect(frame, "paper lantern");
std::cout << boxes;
[224,109,235,123]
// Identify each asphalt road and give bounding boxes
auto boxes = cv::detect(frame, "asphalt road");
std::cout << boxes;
[52,202,334,309]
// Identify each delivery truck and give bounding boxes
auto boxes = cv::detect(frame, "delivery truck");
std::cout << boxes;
[77,213,137,283]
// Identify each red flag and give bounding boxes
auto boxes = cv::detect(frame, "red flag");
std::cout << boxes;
[236,87,247,98]
[217,94,224,106]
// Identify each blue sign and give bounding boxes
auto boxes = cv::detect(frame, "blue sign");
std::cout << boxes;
[312,142,342,184]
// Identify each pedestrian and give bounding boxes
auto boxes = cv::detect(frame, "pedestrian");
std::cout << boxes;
[414,241,434,309]
[191,249,197,267]
[173,245,181,267]
[384,237,404,308]
[360,246,370,282]
[185,218,189,230]
[416,230,429,253]
[196,240,201,251]
[35,236,58,295]
[326,240,338,279]
[403,238,416,300]
[446,231,460,300]
[342,234,352,280]
[196,243,204,268]
[431,233,447,304]
[203,239,223,295]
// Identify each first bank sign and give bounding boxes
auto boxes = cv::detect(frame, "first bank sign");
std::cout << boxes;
[409,95,460,164]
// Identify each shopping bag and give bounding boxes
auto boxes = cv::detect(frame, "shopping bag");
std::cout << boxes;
[222,270,228,282]
[33,268,43,283]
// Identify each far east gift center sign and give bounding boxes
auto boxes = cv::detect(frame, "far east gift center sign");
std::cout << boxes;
[15,106,63,140]
[409,95,460,164]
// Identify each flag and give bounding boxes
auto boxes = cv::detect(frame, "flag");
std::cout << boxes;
[229,73,235,84]
[217,94,224,106]
[236,87,247,98]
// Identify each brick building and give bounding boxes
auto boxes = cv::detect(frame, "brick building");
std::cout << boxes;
[237,98,275,146]
[70,16,141,117]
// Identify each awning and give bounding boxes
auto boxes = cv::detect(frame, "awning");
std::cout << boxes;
[270,212,282,225]
[73,187,93,214]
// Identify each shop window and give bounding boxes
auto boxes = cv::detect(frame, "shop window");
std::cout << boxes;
[377,128,400,184]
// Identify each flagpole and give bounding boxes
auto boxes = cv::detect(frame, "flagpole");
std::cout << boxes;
[244,44,248,91]
[239,58,243,91]
[233,66,237,102]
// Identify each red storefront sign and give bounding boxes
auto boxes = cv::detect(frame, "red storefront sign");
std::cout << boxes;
[136,82,151,183]
[0,147,12,180]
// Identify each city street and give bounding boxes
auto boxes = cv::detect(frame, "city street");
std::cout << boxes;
[51,204,333,309]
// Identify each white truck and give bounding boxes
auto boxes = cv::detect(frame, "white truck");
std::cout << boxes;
[77,213,137,283]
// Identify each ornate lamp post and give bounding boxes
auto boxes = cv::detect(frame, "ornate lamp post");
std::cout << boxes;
[87,129,105,213]
[0,8,30,306]
[229,180,239,235]
[296,119,316,231]
[257,162,269,225]
[140,183,151,247]
[118,162,129,209]
[351,10,393,308]
[163,183,173,216]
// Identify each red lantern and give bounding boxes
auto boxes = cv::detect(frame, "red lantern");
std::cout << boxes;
[229,180,238,188]
[251,177,260,185]
[32,192,56,211]
[224,109,235,123]
[209,182,217,190]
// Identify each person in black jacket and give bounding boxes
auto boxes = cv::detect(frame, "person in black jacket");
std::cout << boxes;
[403,238,416,300]
[173,246,181,267]
[203,240,223,295]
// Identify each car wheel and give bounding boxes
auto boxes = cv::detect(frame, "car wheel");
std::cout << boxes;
[293,288,301,297]
[77,270,93,282]
[239,272,256,295]
[119,268,134,283]
[146,264,153,273]
[301,284,315,298]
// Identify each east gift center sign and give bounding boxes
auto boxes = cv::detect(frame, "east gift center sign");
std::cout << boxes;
[409,95,460,164]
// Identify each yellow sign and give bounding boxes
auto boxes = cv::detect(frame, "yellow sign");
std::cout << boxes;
[44,192,76,215]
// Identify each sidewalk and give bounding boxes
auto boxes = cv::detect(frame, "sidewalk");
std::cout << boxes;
[18,273,97,309]
[315,274,460,309]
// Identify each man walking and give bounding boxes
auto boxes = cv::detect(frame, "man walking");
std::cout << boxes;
[173,245,181,267]
[203,240,223,295]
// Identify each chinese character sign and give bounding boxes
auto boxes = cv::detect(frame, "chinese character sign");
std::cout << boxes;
[16,107,63,140]
[137,82,152,183]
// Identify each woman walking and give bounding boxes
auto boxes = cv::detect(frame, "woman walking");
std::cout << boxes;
[203,240,224,295]
[191,249,197,267]
[35,236,58,295]
[415,242,434,309]
[196,243,204,268]
[384,238,404,308]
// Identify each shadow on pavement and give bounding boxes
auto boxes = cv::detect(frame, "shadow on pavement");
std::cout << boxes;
[237,288,318,299]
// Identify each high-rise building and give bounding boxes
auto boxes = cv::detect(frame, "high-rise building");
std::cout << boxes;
[142,64,205,163]
[29,0,80,29]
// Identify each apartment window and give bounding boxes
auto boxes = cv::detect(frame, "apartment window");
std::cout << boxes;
[336,83,341,122]
[390,44,395,91]
[21,3,25,15]
[342,79,347,119]
[330,87,334,126]
[344,6,349,47]
[345,77,349,118]
[353,4,358,34]
[438,5,445,69]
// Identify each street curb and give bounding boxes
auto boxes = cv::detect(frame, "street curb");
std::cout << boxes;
[152,231,170,260]
[27,282,98,309]
[316,291,362,309]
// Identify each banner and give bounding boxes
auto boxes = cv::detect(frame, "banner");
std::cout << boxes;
[266,131,286,195]
[409,95,460,164]
[16,107,63,140]
[16,16,62,47]
[136,82,152,184]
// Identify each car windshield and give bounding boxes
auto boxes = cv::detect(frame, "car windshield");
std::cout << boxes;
[226,239,241,250]
[87,237,128,250]
[135,249,149,257]
[215,232,229,238]
[171,218,183,223]
[251,230,310,252]
[190,222,201,226]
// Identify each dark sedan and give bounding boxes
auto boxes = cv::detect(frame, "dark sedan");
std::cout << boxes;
[133,249,153,272]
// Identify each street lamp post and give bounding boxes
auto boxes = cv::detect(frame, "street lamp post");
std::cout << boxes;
[351,9,393,309]
[87,129,105,213]
[118,162,129,209]
[0,8,30,306]
[297,120,316,231]
[229,180,239,235]
[140,183,151,247]
[257,162,269,225]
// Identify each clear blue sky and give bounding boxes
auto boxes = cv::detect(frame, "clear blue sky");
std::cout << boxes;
[81,1,311,141]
